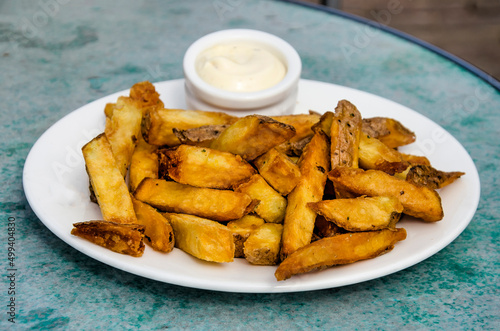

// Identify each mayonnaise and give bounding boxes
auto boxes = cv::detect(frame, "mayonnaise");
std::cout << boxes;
[195,42,286,93]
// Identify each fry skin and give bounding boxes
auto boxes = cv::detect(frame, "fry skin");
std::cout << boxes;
[244,223,283,266]
[165,213,235,263]
[158,145,256,189]
[362,117,416,148]
[275,228,407,281]
[82,134,137,224]
[227,215,266,258]
[71,221,145,257]
[134,178,257,222]
[328,167,444,222]
[330,100,362,169]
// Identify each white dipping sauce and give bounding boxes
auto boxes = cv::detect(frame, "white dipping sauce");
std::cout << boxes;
[195,42,286,92]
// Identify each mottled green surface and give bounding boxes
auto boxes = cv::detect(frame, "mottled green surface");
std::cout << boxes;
[1,0,499,329]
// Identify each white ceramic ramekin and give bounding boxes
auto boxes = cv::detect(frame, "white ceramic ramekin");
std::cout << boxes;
[183,29,302,116]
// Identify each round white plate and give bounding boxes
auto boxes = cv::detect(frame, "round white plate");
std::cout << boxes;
[23,79,480,293]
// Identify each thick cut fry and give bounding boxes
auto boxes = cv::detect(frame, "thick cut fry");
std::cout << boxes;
[271,113,320,144]
[158,145,256,189]
[227,215,265,258]
[308,196,403,231]
[281,131,330,258]
[253,148,301,196]
[129,81,164,115]
[244,223,283,266]
[134,179,257,221]
[71,221,145,257]
[405,165,465,190]
[165,213,234,263]
[129,134,158,192]
[275,228,407,281]
[82,134,137,224]
[210,115,296,161]
[104,96,143,176]
[362,117,416,148]
[142,108,236,146]
[330,100,362,169]
[358,133,409,175]
[131,196,174,253]
[173,124,230,147]
[233,174,287,223]
[328,167,444,222]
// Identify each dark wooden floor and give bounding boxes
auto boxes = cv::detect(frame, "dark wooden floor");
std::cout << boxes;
[302,0,500,81]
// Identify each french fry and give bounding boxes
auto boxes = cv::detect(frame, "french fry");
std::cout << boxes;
[133,178,257,222]
[358,133,409,175]
[82,134,137,224]
[362,117,416,148]
[233,174,287,224]
[71,221,145,257]
[104,96,143,177]
[244,223,283,266]
[165,213,234,263]
[227,215,265,258]
[328,167,444,222]
[210,115,296,161]
[405,165,465,190]
[158,145,256,189]
[275,228,407,281]
[129,81,164,115]
[330,100,362,169]
[129,134,158,192]
[173,124,230,147]
[131,196,174,253]
[308,196,403,232]
[253,148,301,196]
[271,113,320,144]
[142,108,236,146]
[281,131,330,258]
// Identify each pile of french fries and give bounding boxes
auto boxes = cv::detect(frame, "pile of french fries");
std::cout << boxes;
[72,81,465,281]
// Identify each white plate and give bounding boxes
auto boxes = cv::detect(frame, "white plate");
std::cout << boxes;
[23,79,480,293]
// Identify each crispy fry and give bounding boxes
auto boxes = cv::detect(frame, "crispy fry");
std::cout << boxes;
[158,145,256,189]
[399,153,431,166]
[358,133,409,175]
[173,124,230,147]
[82,134,137,224]
[227,215,265,258]
[129,134,158,192]
[129,81,164,115]
[281,131,330,258]
[71,221,145,257]
[275,228,407,281]
[405,164,465,190]
[362,117,416,148]
[253,148,301,196]
[330,100,362,169]
[308,196,403,231]
[133,178,257,222]
[104,96,143,176]
[210,115,296,161]
[244,223,283,265]
[313,215,347,239]
[165,213,234,263]
[233,174,287,223]
[131,196,174,253]
[142,108,236,146]
[271,113,320,144]
[328,167,444,222]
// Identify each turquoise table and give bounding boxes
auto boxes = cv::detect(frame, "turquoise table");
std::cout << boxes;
[2,0,499,329]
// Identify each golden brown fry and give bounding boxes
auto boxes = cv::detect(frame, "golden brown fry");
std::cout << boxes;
[405,165,465,190]
[129,81,164,115]
[328,167,444,222]
[210,115,296,161]
[244,223,283,266]
[330,100,363,169]
[281,131,330,258]
[362,117,416,148]
[271,113,320,144]
[158,145,256,189]
[313,215,347,239]
[253,148,301,196]
[133,178,257,222]
[308,196,403,232]
[358,133,409,175]
[142,108,236,146]
[82,134,137,224]
[233,174,287,223]
[227,215,265,258]
[129,134,158,192]
[173,124,230,147]
[275,228,407,281]
[131,196,174,253]
[104,96,143,177]
[71,221,145,257]
[165,213,235,263]
[399,153,431,166]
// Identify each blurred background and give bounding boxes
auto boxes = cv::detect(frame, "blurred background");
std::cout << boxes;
[301,0,500,81]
